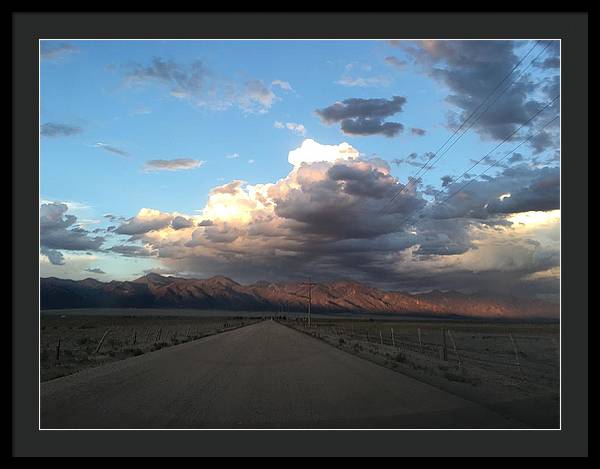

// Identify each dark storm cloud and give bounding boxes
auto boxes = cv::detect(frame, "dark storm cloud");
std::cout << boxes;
[41,247,65,266]
[410,127,426,136]
[273,160,425,240]
[528,130,558,155]
[508,152,524,163]
[428,165,560,219]
[171,216,194,230]
[315,96,406,137]
[117,144,559,301]
[340,118,403,137]
[109,244,155,257]
[40,203,105,263]
[114,212,174,236]
[316,96,406,123]
[41,123,82,138]
[398,40,560,144]
[534,56,560,70]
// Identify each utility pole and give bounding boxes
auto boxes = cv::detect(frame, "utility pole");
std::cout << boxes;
[301,277,317,327]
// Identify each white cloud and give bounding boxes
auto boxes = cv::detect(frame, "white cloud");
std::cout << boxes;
[272,80,293,91]
[287,138,360,168]
[274,121,306,136]
[143,158,205,172]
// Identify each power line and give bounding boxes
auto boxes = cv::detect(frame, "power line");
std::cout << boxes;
[389,107,559,232]
[403,41,554,192]
[380,40,555,215]
[436,94,559,194]
[438,114,560,207]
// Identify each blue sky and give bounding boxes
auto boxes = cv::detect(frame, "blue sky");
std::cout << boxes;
[40,40,560,300]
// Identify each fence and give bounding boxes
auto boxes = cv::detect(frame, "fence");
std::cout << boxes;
[293,321,559,385]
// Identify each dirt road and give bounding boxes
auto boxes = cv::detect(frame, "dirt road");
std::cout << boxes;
[41,320,523,428]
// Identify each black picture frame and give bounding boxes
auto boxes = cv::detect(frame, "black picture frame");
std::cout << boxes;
[13,12,588,457]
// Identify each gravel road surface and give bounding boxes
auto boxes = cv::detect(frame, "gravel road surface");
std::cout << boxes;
[41,320,523,428]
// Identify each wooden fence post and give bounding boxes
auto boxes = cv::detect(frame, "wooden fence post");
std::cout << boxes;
[95,329,111,354]
[509,333,522,373]
[442,328,447,361]
[55,338,61,362]
[379,331,383,346]
[418,328,423,354]
[447,329,462,369]
[391,328,395,347]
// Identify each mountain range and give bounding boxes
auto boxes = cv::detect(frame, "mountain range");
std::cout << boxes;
[40,273,559,320]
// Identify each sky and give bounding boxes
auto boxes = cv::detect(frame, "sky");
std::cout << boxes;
[40,39,561,301]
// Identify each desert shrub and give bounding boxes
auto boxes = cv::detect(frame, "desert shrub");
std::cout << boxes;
[63,349,74,357]
[124,347,144,356]
[150,342,169,351]
[395,352,406,363]
[77,336,92,346]
[444,371,467,383]
[338,338,345,346]
[353,343,362,352]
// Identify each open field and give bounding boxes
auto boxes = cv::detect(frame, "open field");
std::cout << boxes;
[40,309,559,428]
[40,310,261,382]
[285,317,559,427]
[41,320,524,429]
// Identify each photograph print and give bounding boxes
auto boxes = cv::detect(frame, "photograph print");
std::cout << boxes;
[39,38,561,430]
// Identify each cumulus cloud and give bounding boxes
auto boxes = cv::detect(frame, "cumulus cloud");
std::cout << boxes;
[109,244,156,257]
[114,208,175,236]
[41,122,82,137]
[171,215,194,230]
[102,139,559,300]
[428,165,560,220]
[287,139,360,168]
[40,203,105,265]
[143,158,205,172]
[41,247,65,266]
[316,96,407,137]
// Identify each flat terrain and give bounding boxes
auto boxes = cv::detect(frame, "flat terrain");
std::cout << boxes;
[41,320,523,429]
[40,312,260,381]
[289,318,559,428]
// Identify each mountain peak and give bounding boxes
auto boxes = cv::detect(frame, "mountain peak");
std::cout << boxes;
[205,275,240,287]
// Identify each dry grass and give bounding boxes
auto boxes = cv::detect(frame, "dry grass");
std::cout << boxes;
[287,317,560,428]
[40,312,260,382]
